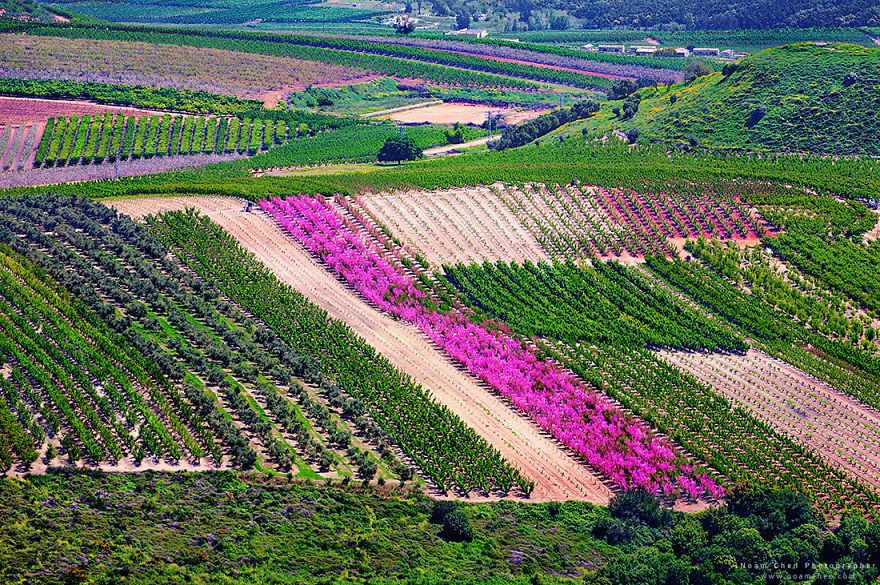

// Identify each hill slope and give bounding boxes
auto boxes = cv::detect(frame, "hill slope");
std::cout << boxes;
[631,43,880,155]
[557,0,880,29]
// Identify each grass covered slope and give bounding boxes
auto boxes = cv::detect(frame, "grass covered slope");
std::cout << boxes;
[637,43,880,155]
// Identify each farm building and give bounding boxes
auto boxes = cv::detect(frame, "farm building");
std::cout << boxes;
[674,48,690,57]
[629,45,657,56]
[598,44,626,54]
[692,47,721,56]
[445,28,488,38]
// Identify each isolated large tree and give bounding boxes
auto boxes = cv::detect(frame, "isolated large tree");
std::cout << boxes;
[378,135,423,165]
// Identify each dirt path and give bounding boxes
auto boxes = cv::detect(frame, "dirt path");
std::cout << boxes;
[361,100,443,118]
[661,348,880,493]
[422,136,491,156]
[107,195,613,504]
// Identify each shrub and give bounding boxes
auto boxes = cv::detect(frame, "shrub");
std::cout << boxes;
[430,501,457,524]
[378,135,423,164]
[441,510,473,542]
[685,61,714,83]
[609,79,638,100]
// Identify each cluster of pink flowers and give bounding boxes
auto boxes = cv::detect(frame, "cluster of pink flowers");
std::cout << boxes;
[261,195,724,501]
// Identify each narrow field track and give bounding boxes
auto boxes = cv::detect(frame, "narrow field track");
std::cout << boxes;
[660,348,880,493]
[361,186,551,268]
[107,195,614,504]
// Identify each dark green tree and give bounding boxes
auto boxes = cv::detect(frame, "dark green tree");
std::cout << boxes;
[378,134,423,165]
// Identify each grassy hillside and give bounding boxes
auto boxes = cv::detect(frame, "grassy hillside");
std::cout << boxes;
[0,0,48,20]
[626,43,880,155]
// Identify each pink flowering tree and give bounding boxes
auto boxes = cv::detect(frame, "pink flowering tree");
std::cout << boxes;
[261,195,723,501]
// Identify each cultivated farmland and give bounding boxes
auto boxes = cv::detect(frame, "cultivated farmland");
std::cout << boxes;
[361,186,550,266]
[659,348,880,493]
[0,96,156,124]
[0,34,369,104]
[34,114,289,168]
[4,18,880,584]
[0,194,420,483]
[108,196,613,503]
[0,122,41,173]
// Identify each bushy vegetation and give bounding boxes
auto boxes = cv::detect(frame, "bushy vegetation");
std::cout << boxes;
[490,99,598,149]
[2,472,878,584]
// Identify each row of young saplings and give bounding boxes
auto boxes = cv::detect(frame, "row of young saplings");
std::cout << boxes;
[34,114,298,168]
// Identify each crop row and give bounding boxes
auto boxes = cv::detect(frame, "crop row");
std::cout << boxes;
[443,260,744,352]
[435,255,879,513]
[768,233,880,315]
[21,24,549,90]
[495,180,768,260]
[645,255,880,410]
[34,114,290,168]
[0,194,399,480]
[261,194,722,500]
[687,239,879,352]
[550,342,880,514]
[147,208,527,496]
[352,34,688,79]
[0,244,200,469]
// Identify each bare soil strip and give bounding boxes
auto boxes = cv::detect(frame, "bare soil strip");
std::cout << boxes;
[0,96,160,124]
[0,153,245,189]
[361,186,551,268]
[863,210,880,243]
[381,102,546,125]
[422,137,491,157]
[660,348,880,493]
[107,196,613,503]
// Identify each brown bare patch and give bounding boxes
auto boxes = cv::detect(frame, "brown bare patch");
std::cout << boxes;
[382,102,547,125]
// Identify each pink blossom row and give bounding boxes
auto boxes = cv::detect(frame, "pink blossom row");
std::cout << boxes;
[260,195,723,500]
